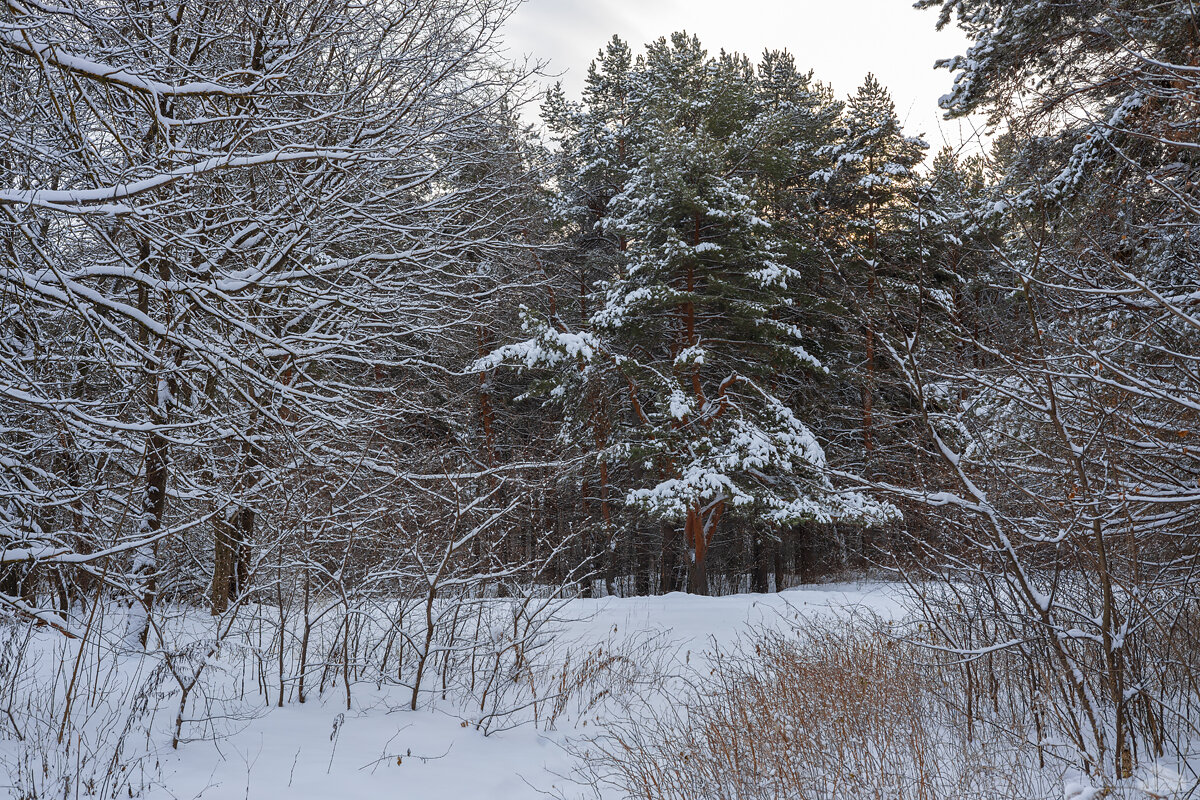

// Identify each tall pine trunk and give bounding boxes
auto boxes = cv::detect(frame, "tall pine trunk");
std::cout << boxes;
[686,506,711,596]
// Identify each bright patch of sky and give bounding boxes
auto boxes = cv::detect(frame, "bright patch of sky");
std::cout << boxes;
[503,0,988,157]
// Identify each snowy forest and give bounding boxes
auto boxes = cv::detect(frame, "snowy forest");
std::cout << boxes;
[1,0,1199,797]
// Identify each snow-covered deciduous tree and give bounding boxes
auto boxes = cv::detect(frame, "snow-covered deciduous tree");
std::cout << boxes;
[0,0,542,642]
[876,0,1200,780]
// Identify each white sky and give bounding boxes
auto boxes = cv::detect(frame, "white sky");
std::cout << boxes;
[503,0,987,155]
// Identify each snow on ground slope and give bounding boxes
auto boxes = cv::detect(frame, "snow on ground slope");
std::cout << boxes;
[148,583,907,800]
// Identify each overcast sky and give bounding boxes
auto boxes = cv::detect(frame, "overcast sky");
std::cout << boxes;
[503,0,985,154]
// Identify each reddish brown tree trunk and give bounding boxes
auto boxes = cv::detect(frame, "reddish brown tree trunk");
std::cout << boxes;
[686,507,707,596]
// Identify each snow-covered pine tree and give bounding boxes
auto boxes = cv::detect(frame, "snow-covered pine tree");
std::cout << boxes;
[916,147,995,344]
[485,34,893,595]
[819,74,926,470]
[533,37,642,594]
[737,50,852,587]
[750,50,843,228]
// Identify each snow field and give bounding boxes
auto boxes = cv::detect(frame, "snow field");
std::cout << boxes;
[1,584,1192,799]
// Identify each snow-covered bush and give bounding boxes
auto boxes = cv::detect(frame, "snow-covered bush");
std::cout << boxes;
[567,611,1194,800]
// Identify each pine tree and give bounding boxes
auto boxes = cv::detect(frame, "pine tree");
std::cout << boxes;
[538,37,641,594]
[819,74,926,469]
[485,34,893,595]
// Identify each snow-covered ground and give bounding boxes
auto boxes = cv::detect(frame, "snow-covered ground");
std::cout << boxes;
[5,582,1194,799]
[146,583,906,799]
